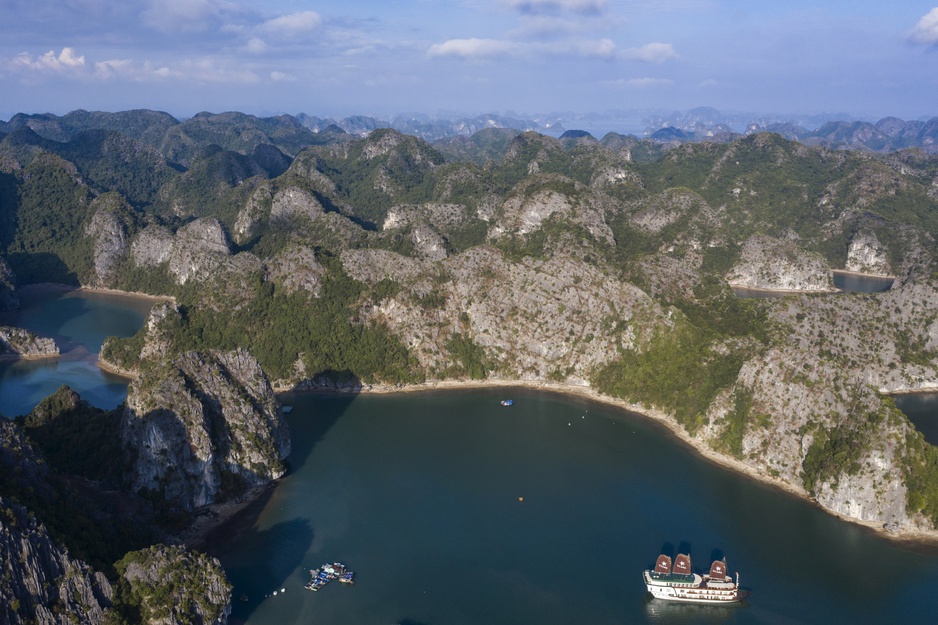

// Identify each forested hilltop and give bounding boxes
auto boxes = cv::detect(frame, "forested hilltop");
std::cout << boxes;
[4,108,938,622]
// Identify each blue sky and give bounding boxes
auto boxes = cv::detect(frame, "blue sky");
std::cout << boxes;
[1,0,936,122]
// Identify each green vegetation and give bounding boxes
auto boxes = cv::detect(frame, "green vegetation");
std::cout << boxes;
[716,388,754,458]
[2,153,94,284]
[903,429,938,526]
[107,546,231,625]
[593,319,750,433]
[108,260,422,384]
[446,333,490,379]
[800,398,893,497]
[18,386,126,485]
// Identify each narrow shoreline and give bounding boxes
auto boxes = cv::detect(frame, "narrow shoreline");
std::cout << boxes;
[832,268,895,279]
[276,378,938,548]
[0,352,61,362]
[52,284,936,548]
[729,284,840,295]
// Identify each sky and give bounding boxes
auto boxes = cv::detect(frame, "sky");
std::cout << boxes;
[1,0,937,123]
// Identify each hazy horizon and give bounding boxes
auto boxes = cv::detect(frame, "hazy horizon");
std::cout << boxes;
[2,1,937,123]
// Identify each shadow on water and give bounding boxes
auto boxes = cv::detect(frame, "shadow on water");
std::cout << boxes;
[214,516,315,624]
[203,381,363,623]
[278,387,362,476]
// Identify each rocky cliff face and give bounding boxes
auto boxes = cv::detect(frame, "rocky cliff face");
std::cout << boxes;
[0,420,113,625]
[121,348,290,511]
[489,175,614,246]
[726,235,834,291]
[0,496,113,625]
[117,545,231,625]
[0,326,59,359]
[265,244,325,296]
[84,193,132,288]
[845,229,891,276]
[0,255,19,311]
[129,217,265,309]
[342,246,665,382]
[698,273,938,531]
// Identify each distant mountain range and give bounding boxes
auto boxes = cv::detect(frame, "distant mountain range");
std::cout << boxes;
[2,107,936,155]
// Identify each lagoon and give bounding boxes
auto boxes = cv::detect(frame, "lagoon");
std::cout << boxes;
[0,286,153,417]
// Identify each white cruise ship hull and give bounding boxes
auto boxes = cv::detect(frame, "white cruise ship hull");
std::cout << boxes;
[643,571,741,604]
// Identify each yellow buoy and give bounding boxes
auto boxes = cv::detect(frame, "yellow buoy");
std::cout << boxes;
[518,496,524,502]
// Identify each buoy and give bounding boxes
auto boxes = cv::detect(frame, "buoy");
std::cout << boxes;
[273,591,278,596]
[518,496,524,502]
[281,588,286,592]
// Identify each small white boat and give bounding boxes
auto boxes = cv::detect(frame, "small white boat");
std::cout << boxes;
[500,399,514,406]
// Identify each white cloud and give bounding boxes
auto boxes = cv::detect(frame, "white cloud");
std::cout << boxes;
[142,0,227,33]
[569,38,617,59]
[93,58,134,80]
[4,39,268,86]
[626,77,673,87]
[270,70,296,82]
[910,7,938,45]
[505,0,608,15]
[245,37,268,54]
[9,48,86,73]
[428,38,523,59]
[602,77,674,89]
[699,78,718,87]
[623,42,678,63]
[258,11,321,37]
[428,37,616,60]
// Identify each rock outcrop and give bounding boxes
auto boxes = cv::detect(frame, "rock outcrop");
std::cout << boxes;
[84,193,132,288]
[0,326,59,359]
[726,235,834,291]
[0,256,19,311]
[121,349,290,511]
[116,545,231,625]
[0,496,113,625]
[845,229,891,276]
[0,420,112,625]
[265,244,325,296]
[698,273,938,531]
[342,246,665,382]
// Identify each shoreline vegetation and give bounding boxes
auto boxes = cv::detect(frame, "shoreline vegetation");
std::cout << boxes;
[21,282,938,548]
[66,280,938,547]
[268,379,938,551]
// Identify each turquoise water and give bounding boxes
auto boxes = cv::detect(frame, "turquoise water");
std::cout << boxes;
[896,393,938,446]
[832,271,894,293]
[0,286,154,417]
[734,272,894,299]
[211,389,938,625]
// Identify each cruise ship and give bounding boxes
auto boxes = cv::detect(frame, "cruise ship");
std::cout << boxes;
[643,553,742,604]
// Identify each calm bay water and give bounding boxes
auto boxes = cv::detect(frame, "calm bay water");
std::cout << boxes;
[0,286,154,417]
[211,389,938,625]
[896,393,938,446]
[734,272,894,299]
[6,288,938,623]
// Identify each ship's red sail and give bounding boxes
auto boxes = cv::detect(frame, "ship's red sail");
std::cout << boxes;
[709,559,727,580]
[654,554,672,574]
[673,553,692,576]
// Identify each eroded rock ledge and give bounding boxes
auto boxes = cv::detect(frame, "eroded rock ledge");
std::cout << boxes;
[0,326,59,360]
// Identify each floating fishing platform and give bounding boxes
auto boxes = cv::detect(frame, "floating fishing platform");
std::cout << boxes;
[305,562,355,591]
